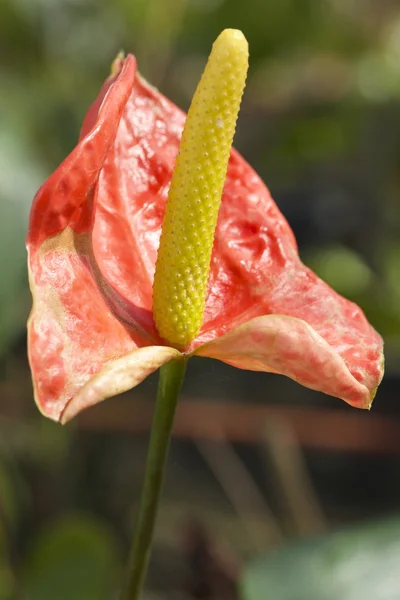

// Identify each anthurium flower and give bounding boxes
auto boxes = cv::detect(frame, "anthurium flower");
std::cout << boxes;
[27,31,383,424]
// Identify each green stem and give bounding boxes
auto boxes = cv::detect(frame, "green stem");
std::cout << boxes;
[121,357,187,600]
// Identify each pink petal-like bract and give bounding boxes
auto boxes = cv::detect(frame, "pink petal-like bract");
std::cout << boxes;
[27,54,384,422]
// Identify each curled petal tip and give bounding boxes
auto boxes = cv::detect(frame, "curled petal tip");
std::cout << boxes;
[111,51,125,76]
[195,315,383,408]
[60,347,181,424]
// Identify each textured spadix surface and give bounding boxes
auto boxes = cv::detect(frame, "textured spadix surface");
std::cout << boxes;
[27,34,383,423]
[153,29,248,348]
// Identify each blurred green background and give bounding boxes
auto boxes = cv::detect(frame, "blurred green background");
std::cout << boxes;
[1,0,400,598]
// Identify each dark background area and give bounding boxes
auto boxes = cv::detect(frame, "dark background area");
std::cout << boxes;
[1,0,400,598]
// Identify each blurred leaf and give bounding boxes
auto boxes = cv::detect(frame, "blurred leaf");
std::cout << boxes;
[23,513,122,600]
[25,418,72,470]
[357,295,400,341]
[0,460,20,533]
[241,516,400,600]
[383,242,400,305]
[356,51,400,102]
[0,565,16,600]
[0,461,20,599]
[303,244,373,296]
[0,116,46,356]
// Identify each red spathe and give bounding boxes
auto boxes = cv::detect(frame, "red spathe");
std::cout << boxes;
[27,55,384,423]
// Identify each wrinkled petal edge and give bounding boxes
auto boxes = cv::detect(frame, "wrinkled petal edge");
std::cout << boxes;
[57,346,182,424]
[193,314,384,409]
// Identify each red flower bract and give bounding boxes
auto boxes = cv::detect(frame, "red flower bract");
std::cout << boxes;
[27,55,384,423]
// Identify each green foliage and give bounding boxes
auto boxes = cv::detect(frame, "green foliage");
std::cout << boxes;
[241,516,400,600]
[0,119,45,357]
[303,245,372,297]
[0,462,19,599]
[23,514,122,600]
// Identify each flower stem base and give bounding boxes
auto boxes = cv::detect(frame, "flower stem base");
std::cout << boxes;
[121,357,187,599]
